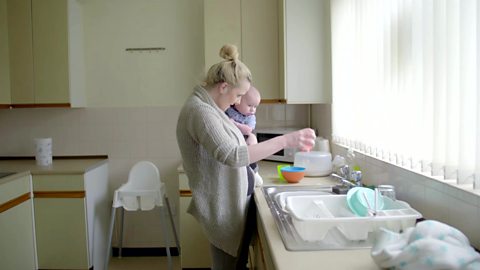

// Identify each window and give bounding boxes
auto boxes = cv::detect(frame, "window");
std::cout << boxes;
[331,0,480,189]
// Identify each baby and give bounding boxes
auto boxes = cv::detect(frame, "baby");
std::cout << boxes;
[226,86,263,188]
[226,85,261,139]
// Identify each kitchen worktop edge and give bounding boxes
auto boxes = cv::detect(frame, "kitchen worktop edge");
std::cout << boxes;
[0,156,108,175]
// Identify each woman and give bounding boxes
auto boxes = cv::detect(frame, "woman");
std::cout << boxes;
[176,44,315,269]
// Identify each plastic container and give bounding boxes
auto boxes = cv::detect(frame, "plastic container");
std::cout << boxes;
[34,138,52,166]
[285,195,422,242]
[294,151,332,176]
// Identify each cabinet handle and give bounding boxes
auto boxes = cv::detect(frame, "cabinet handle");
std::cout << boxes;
[125,47,166,52]
[179,190,192,197]
[33,191,85,198]
[0,193,31,213]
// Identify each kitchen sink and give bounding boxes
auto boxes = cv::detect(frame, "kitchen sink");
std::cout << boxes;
[262,185,374,251]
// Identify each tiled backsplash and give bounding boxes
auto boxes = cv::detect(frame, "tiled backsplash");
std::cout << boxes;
[332,144,480,249]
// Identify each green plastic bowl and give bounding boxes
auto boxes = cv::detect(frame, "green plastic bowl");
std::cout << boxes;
[346,187,384,217]
[277,164,290,180]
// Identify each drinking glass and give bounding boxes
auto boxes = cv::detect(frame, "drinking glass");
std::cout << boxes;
[377,185,396,201]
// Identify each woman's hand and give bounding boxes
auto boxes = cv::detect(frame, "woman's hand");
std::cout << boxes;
[247,128,316,163]
[284,128,316,151]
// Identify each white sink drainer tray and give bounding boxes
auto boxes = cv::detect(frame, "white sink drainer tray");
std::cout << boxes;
[285,195,422,242]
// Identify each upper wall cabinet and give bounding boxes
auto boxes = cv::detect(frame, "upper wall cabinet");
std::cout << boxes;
[0,0,11,106]
[204,0,331,104]
[6,0,85,107]
[280,0,332,104]
[204,0,280,102]
[242,0,281,102]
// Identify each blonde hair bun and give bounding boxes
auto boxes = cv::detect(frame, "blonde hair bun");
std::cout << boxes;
[219,44,239,61]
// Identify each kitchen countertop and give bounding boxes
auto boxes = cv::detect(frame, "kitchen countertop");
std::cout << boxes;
[0,171,31,186]
[0,156,108,175]
[255,161,379,270]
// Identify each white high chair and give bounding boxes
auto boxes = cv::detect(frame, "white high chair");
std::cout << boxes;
[105,161,179,270]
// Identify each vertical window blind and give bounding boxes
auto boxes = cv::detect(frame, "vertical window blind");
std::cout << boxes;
[331,0,480,189]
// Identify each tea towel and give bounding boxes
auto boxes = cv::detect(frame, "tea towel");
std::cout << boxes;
[371,220,480,269]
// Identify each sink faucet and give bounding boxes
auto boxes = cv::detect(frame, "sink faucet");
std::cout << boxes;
[331,164,362,189]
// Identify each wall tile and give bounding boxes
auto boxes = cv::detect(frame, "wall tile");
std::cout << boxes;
[422,187,447,221]
[311,104,332,139]
[443,196,480,248]
[393,170,425,208]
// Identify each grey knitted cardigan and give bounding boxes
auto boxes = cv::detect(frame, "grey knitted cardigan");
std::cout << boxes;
[176,85,250,256]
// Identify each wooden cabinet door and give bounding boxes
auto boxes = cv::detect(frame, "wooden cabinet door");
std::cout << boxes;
[0,0,11,105]
[282,0,332,104]
[7,0,70,105]
[0,175,36,270]
[32,0,69,104]
[33,174,89,269]
[241,0,281,101]
[0,201,37,270]
[255,212,275,270]
[6,0,35,104]
[179,172,212,268]
[34,197,89,269]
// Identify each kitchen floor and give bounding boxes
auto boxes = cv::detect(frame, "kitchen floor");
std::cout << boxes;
[108,256,181,270]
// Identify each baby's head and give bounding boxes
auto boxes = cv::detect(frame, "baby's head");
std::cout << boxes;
[235,86,261,116]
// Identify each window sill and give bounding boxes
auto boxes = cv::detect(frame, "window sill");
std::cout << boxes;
[332,143,480,205]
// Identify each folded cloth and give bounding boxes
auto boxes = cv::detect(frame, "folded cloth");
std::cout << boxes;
[371,220,480,270]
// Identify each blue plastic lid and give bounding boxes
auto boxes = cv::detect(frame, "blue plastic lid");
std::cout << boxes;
[280,166,306,172]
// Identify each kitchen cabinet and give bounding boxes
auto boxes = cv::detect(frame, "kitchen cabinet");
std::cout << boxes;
[279,0,332,104]
[249,215,275,270]
[178,168,212,268]
[6,0,85,107]
[204,0,331,104]
[32,162,109,269]
[0,0,11,106]
[5,0,34,105]
[204,0,280,102]
[0,173,37,270]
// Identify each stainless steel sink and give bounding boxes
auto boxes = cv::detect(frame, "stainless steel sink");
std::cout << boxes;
[262,185,374,251]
